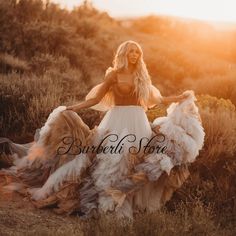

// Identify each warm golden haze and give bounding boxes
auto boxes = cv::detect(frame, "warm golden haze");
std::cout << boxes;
[54,0,236,23]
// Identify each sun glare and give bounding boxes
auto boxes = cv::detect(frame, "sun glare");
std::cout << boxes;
[53,0,236,23]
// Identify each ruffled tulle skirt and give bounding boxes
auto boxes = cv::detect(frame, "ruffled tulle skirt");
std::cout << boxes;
[0,91,205,219]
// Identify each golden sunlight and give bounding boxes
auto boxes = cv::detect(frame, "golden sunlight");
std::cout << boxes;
[53,0,236,23]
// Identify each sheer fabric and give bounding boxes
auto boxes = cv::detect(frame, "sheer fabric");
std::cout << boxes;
[85,83,163,112]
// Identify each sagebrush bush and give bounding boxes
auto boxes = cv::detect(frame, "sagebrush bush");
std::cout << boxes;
[0,71,90,140]
[30,53,71,74]
[197,94,236,161]
[182,74,236,106]
[0,53,30,73]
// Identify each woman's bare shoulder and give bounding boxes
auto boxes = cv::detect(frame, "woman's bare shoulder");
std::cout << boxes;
[104,68,119,84]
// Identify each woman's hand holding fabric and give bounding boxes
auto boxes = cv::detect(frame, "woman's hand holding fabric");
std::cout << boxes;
[66,105,78,112]
[178,93,189,103]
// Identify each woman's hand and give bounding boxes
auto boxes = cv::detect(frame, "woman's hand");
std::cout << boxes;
[178,93,189,103]
[66,105,78,112]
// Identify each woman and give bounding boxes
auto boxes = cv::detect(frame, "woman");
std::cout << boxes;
[67,41,187,112]
[0,40,205,220]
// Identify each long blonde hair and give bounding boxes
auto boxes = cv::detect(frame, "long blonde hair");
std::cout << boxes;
[106,40,152,104]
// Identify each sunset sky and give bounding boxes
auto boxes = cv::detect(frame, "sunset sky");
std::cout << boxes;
[52,0,236,23]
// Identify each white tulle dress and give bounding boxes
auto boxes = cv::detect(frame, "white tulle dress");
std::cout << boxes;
[0,85,205,220]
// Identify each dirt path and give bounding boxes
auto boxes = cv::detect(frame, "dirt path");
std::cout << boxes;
[0,192,85,236]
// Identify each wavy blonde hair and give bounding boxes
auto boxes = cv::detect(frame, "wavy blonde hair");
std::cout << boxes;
[106,40,152,104]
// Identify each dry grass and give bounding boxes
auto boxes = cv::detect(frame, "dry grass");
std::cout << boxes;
[0,193,235,236]
[0,53,30,73]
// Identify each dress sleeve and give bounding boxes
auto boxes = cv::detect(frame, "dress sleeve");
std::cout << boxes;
[146,84,163,109]
[85,83,115,112]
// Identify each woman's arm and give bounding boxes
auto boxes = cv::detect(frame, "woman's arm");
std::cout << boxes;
[66,98,100,112]
[148,84,189,108]
[66,70,117,112]
[161,94,188,105]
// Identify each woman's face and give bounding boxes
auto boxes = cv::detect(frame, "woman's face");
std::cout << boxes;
[127,44,140,65]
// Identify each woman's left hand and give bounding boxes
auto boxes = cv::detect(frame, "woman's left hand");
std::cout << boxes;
[178,93,189,103]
